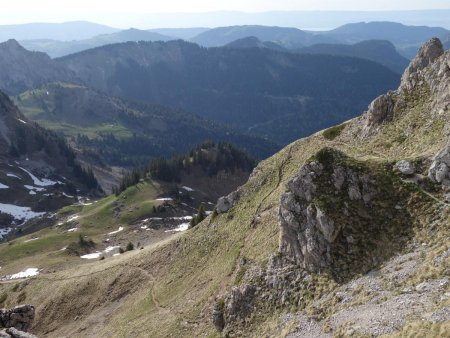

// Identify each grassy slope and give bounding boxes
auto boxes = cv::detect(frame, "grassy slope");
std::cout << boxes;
[0,181,162,278]
[0,79,448,336]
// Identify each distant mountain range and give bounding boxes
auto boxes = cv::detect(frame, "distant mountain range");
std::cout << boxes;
[20,29,173,58]
[224,37,409,74]
[56,39,399,145]
[294,40,410,74]
[0,21,118,42]
[191,23,449,59]
[0,39,77,95]
[3,21,446,62]
[224,36,285,51]
[148,27,210,40]
[322,21,450,58]
[190,25,336,48]
[15,82,278,165]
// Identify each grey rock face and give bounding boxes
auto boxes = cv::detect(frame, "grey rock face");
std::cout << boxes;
[360,93,395,137]
[395,160,415,175]
[0,305,35,332]
[0,327,37,338]
[358,38,450,138]
[429,141,450,185]
[278,155,377,274]
[212,303,225,332]
[401,37,444,91]
[216,190,240,213]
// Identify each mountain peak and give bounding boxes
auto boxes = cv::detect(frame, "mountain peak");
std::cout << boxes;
[401,37,444,87]
[359,37,449,137]
[2,39,23,49]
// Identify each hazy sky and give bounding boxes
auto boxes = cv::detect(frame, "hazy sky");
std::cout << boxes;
[2,0,450,28]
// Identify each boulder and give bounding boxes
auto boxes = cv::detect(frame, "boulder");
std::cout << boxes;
[0,305,35,332]
[395,160,415,175]
[216,190,240,213]
[0,328,37,338]
[360,93,395,137]
[429,141,450,185]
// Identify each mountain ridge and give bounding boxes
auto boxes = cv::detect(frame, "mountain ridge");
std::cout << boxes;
[0,39,77,95]
[56,39,400,145]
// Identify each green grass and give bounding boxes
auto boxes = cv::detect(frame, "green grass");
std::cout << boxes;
[322,123,346,141]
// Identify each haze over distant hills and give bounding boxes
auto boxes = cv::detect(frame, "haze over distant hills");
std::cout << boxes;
[0,21,118,41]
[20,29,173,58]
[57,39,399,144]
[148,27,210,40]
[294,40,409,74]
[191,25,336,48]
[2,21,445,62]
[322,21,450,58]
[191,23,450,58]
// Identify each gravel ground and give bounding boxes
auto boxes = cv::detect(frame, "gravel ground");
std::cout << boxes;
[282,245,450,337]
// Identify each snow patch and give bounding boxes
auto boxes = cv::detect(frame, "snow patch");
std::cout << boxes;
[156,197,173,201]
[81,246,121,259]
[80,252,102,259]
[172,216,193,221]
[62,192,75,198]
[104,246,120,253]
[0,228,12,239]
[0,203,45,222]
[17,119,27,124]
[24,185,46,192]
[67,228,78,232]
[0,182,8,189]
[24,237,39,243]
[165,222,189,233]
[19,167,62,187]
[182,186,195,192]
[108,226,124,235]
[5,268,39,280]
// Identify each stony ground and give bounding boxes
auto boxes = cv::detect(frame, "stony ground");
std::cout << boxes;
[279,241,450,337]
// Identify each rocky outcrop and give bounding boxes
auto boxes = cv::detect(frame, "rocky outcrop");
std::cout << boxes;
[212,303,225,332]
[0,305,35,332]
[401,37,444,91]
[359,38,450,137]
[279,149,379,273]
[216,190,240,214]
[359,93,395,137]
[395,160,415,175]
[400,38,449,119]
[428,141,450,185]
[278,148,412,278]
[0,327,37,338]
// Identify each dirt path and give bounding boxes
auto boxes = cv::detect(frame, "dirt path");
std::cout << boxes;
[250,145,293,228]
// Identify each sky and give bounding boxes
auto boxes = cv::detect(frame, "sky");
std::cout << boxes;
[1,0,450,28]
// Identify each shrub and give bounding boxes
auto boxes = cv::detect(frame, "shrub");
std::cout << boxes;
[126,242,134,251]
[323,124,346,141]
